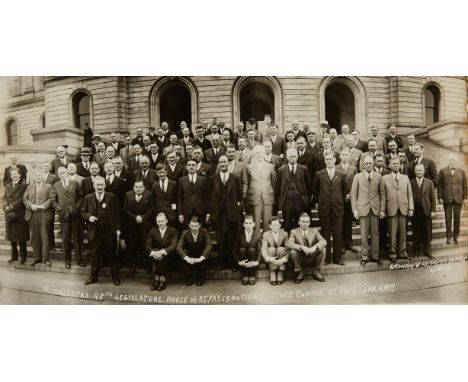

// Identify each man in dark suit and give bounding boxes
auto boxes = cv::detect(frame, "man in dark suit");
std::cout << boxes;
[156,126,170,154]
[404,134,417,163]
[165,150,184,184]
[123,180,153,275]
[148,126,158,142]
[152,164,178,227]
[312,136,340,181]
[204,134,226,168]
[235,215,262,285]
[265,124,286,156]
[352,130,368,152]
[191,146,212,178]
[296,136,314,177]
[207,155,242,271]
[119,135,135,169]
[131,127,144,146]
[277,148,310,232]
[40,161,58,250]
[146,211,179,291]
[305,131,321,155]
[178,159,209,226]
[113,156,135,192]
[290,120,307,141]
[52,167,84,268]
[147,142,165,169]
[176,216,213,286]
[23,170,55,266]
[109,132,125,154]
[50,146,75,175]
[398,152,410,175]
[178,127,195,153]
[81,162,101,196]
[311,152,347,265]
[408,143,438,187]
[133,156,158,191]
[385,125,404,150]
[103,161,126,205]
[411,164,437,258]
[3,156,27,186]
[232,122,247,149]
[193,125,212,152]
[128,143,144,173]
[81,176,121,285]
[438,154,467,244]
[76,147,92,177]
[262,140,283,172]
[373,154,390,176]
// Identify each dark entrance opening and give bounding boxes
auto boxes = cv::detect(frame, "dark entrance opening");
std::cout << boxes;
[160,81,192,133]
[240,82,274,124]
[325,83,355,133]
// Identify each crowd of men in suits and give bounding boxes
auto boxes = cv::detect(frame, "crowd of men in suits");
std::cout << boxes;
[2,115,467,290]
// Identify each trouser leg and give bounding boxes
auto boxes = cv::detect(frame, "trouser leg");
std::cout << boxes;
[61,220,72,264]
[387,215,398,258]
[453,202,462,238]
[332,215,343,262]
[444,203,453,239]
[359,216,370,260]
[397,213,407,256]
[10,241,19,260]
[369,212,380,260]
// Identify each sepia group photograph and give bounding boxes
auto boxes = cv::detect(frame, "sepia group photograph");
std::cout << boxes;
[1,74,467,305]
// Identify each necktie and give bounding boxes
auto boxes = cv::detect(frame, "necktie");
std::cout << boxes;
[222,173,226,185]
[107,176,111,185]
[214,149,218,156]
[328,170,333,180]
[84,162,89,169]
[418,179,422,188]
[136,194,141,202]
[368,173,372,183]
[303,231,309,247]
[190,176,195,185]
[161,181,165,193]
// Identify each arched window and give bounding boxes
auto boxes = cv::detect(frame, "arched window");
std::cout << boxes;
[424,84,441,125]
[5,119,19,145]
[72,91,91,129]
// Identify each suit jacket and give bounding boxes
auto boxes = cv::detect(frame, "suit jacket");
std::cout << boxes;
[44,173,58,185]
[380,173,414,216]
[264,154,283,171]
[246,139,261,151]
[411,178,436,217]
[133,168,158,191]
[208,173,242,222]
[385,152,400,167]
[236,230,262,262]
[81,192,120,239]
[246,161,277,206]
[306,142,322,155]
[350,171,383,217]
[438,166,467,204]
[81,176,98,196]
[311,169,347,217]
[148,152,165,169]
[292,130,307,141]
[330,138,344,155]
[114,168,135,192]
[235,148,253,165]
[52,180,83,222]
[128,156,143,173]
[109,141,125,154]
[50,156,75,175]
[165,163,185,183]
[105,175,126,204]
[176,228,212,259]
[266,135,286,156]
[68,174,84,187]
[297,149,315,177]
[193,137,212,152]
[76,162,92,178]
[215,160,248,199]
[277,164,310,211]
[93,152,108,170]
[409,157,438,187]
[119,145,135,168]
[156,137,170,154]
[385,134,404,150]
[122,190,153,228]
[177,175,208,217]
[261,230,289,256]
[203,147,226,167]
[3,164,27,186]
[2,182,29,242]
[286,227,327,252]
[354,139,368,152]
[348,147,362,168]
[335,163,357,193]
[369,135,387,154]
[404,146,416,162]
[312,151,341,179]
[152,179,178,222]
[374,166,390,176]
[23,182,55,222]
[145,226,179,255]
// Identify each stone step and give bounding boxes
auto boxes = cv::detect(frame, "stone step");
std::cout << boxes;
[1,245,466,281]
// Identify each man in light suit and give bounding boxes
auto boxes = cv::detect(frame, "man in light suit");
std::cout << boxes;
[207,155,243,271]
[277,148,310,232]
[411,164,437,258]
[369,125,387,154]
[351,156,383,264]
[67,163,84,187]
[345,136,362,169]
[93,142,107,172]
[336,149,358,253]
[380,157,414,261]
[119,135,135,169]
[133,156,158,191]
[311,152,347,265]
[52,167,84,268]
[246,145,277,233]
[438,154,467,244]
[286,212,327,283]
[23,170,56,266]
[235,136,253,165]
[261,217,289,285]
[329,128,345,155]
[263,140,283,172]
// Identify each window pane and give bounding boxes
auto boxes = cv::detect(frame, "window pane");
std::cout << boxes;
[425,108,434,125]
[425,88,435,107]
[78,95,90,115]
[7,120,18,145]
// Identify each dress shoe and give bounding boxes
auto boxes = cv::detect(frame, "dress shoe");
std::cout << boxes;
[19,259,26,264]
[276,280,283,285]
[426,253,434,258]
[196,278,204,286]
[7,259,17,264]
[185,276,193,286]
[157,281,166,291]
[360,259,368,266]
[324,260,331,265]
[312,270,325,282]
[453,237,459,244]
[30,260,41,266]
[389,257,397,263]
[231,266,238,272]
[270,281,277,286]
[333,261,345,266]
[45,260,52,266]
[151,281,159,291]
[78,262,85,267]
[113,279,120,286]
[446,238,452,244]
[84,279,97,285]
[65,264,71,269]
[345,246,358,253]
[242,277,249,285]
[248,278,256,285]
[295,277,303,284]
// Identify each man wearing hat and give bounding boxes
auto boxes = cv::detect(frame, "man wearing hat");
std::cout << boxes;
[316,121,329,146]
[148,126,157,142]
[76,147,92,177]
[91,134,102,156]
